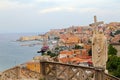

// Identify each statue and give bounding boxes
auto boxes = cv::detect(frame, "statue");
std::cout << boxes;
[92,28,108,70]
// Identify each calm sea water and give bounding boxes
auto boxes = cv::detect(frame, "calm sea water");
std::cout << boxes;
[0,33,42,72]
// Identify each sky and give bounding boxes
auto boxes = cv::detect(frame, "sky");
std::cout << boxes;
[0,0,120,33]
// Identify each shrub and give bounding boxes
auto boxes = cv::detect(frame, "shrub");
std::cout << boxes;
[108,44,117,55]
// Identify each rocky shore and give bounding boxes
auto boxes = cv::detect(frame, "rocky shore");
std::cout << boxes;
[18,35,42,41]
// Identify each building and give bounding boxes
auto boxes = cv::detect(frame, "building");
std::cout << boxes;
[58,49,92,66]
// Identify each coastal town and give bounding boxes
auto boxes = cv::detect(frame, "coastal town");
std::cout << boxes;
[0,16,120,80]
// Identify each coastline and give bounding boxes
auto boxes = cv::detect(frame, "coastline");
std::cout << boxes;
[0,33,42,72]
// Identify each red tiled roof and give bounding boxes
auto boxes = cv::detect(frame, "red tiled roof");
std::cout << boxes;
[60,50,74,55]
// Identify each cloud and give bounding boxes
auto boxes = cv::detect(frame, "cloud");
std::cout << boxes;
[37,0,120,16]
[35,0,105,7]
[38,6,105,15]
[35,0,66,3]
[36,0,99,14]
[0,0,34,10]
[0,0,120,33]
[39,7,75,14]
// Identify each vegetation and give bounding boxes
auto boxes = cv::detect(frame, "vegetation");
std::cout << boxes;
[107,55,120,78]
[88,48,92,56]
[41,50,58,57]
[110,30,120,37]
[88,39,92,44]
[54,37,60,40]
[110,32,114,37]
[55,47,59,50]
[114,30,120,35]
[107,44,120,78]
[74,45,83,49]
[37,46,49,55]
[108,44,117,55]
[47,51,58,57]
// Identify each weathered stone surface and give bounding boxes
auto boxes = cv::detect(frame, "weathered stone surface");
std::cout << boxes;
[0,66,41,80]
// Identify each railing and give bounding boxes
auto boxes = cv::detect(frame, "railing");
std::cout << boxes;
[104,73,120,80]
[0,66,41,80]
[0,62,119,80]
[40,61,120,80]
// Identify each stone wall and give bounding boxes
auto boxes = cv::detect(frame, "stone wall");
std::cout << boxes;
[0,66,41,80]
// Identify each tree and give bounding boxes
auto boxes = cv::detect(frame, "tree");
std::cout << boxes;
[74,45,83,49]
[114,65,120,77]
[47,51,58,57]
[108,44,117,55]
[54,37,60,40]
[107,56,118,72]
[38,46,49,55]
[114,30,120,35]
[107,44,120,78]
[107,56,120,78]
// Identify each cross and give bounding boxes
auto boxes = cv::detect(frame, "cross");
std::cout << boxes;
[90,16,104,26]
[89,16,104,33]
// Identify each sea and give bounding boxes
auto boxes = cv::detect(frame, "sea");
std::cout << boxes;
[0,33,42,72]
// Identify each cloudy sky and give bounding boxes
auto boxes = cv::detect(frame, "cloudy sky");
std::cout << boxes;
[0,0,120,33]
